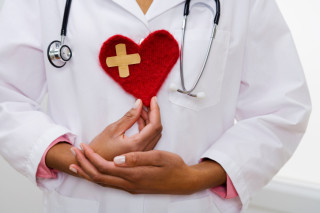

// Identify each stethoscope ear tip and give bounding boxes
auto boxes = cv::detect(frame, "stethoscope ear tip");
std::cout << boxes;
[169,83,206,99]
[169,83,178,92]
[196,92,206,99]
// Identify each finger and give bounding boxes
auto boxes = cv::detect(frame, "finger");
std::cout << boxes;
[73,147,131,188]
[114,150,165,167]
[137,116,145,132]
[111,99,143,135]
[136,97,162,141]
[73,147,102,180]
[69,164,92,182]
[148,97,161,125]
[72,162,131,190]
[81,143,134,179]
[141,107,150,125]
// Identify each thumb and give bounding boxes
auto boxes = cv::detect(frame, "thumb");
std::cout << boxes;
[111,99,142,135]
[113,150,164,167]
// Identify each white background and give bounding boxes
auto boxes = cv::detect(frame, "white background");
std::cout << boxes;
[0,0,319,212]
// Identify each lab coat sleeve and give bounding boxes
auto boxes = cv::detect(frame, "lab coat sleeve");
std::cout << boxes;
[0,0,75,185]
[201,0,311,209]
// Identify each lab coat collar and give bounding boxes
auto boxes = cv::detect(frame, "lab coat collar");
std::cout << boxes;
[111,0,185,27]
[111,0,149,27]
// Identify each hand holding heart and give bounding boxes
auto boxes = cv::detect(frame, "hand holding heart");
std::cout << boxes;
[45,97,162,179]
[88,97,162,161]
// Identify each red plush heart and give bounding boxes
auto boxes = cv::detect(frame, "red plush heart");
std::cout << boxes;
[99,30,179,106]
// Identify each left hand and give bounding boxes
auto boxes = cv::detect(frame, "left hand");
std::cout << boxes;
[88,97,162,161]
[70,144,226,194]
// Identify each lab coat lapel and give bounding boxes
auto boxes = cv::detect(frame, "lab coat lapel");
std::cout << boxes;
[111,0,149,27]
[146,0,185,21]
[146,0,217,21]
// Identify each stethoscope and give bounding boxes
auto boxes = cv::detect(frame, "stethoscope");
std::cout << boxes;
[47,0,221,99]
[47,0,73,68]
[170,0,221,99]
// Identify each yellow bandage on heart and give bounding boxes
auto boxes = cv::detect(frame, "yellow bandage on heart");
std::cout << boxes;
[106,43,141,78]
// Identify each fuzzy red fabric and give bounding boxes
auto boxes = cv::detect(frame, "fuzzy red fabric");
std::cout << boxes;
[99,30,179,106]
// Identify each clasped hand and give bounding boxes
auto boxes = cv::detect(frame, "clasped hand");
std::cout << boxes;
[69,97,226,194]
[88,97,162,161]
[70,97,195,194]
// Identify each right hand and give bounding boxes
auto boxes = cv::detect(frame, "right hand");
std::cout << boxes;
[88,97,162,161]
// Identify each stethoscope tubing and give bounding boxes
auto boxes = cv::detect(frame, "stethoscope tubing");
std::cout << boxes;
[178,0,220,97]
[61,0,72,38]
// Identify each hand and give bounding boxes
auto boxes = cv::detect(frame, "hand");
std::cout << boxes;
[89,97,162,161]
[70,145,227,194]
[45,97,162,177]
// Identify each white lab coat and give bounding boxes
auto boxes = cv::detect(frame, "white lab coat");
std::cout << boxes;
[0,0,311,212]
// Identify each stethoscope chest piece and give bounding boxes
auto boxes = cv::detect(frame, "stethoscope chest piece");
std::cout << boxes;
[47,40,72,68]
[47,0,73,68]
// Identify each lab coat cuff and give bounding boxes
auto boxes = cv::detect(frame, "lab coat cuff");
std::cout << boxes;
[201,149,251,211]
[26,125,76,186]
[210,174,239,199]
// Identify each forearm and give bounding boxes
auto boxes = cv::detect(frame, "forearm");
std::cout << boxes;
[189,160,227,193]
[45,142,78,176]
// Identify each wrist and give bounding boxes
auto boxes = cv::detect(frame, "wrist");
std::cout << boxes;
[45,142,77,176]
[188,160,227,193]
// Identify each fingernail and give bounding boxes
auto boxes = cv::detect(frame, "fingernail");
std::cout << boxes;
[114,156,126,165]
[133,99,141,109]
[153,96,157,103]
[69,166,77,174]
[79,143,84,150]
[70,148,76,156]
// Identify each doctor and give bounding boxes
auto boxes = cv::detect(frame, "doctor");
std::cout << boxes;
[0,0,311,213]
